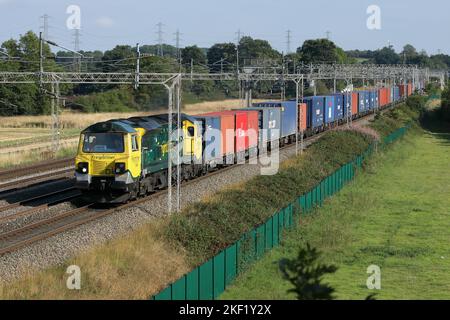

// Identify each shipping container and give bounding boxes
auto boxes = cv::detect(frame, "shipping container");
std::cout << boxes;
[323,96,335,124]
[342,93,350,118]
[394,86,400,101]
[298,103,308,132]
[198,111,235,163]
[378,88,384,108]
[332,94,344,120]
[351,92,358,116]
[375,90,379,108]
[303,96,324,129]
[368,90,378,110]
[238,107,281,146]
[253,101,297,138]
[379,88,389,107]
[241,110,259,151]
[357,91,367,113]
[194,115,222,163]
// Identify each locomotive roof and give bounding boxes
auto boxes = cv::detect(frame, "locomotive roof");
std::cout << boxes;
[152,113,199,124]
[81,114,190,134]
[82,120,137,134]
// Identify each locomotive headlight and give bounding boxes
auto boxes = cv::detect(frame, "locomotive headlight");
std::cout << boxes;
[77,162,89,174]
[115,162,126,174]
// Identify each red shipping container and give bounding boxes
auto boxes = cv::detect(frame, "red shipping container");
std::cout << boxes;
[239,110,259,149]
[351,92,358,115]
[378,89,383,107]
[400,84,409,98]
[202,110,248,153]
[379,88,389,107]
[198,111,235,157]
[298,103,307,131]
[387,87,392,103]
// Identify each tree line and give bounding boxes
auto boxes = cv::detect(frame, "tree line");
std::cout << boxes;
[0,31,449,116]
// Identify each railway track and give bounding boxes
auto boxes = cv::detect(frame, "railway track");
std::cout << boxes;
[0,188,81,225]
[0,168,74,194]
[0,157,73,182]
[0,106,391,256]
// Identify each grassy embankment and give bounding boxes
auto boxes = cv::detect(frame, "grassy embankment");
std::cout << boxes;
[221,96,450,300]
[0,99,248,169]
[0,98,421,299]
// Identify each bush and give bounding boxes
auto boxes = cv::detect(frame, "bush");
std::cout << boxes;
[165,130,373,264]
[440,85,450,122]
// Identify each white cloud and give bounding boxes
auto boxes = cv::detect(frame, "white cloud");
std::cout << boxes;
[95,16,114,28]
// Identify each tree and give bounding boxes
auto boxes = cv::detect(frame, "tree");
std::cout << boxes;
[279,244,338,300]
[297,39,341,64]
[182,45,207,65]
[102,45,135,72]
[0,31,59,115]
[207,42,236,72]
[401,44,418,63]
[238,36,280,63]
[373,46,400,64]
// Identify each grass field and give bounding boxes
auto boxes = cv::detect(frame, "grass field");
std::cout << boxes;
[220,122,450,300]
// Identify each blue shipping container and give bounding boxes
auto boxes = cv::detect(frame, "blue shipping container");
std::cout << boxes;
[239,107,281,145]
[342,92,352,118]
[394,86,400,101]
[357,91,366,113]
[195,115,222,162]
[253,101,297,138]
[369,91,375,110]
[303,96,324,129]
[332,94,344,120]
[323,96,335,124]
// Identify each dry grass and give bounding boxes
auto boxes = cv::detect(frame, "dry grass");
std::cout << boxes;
[0,219,190,299]
[0,99,252,130]
[0,145,78,169]
[335,124,381,142]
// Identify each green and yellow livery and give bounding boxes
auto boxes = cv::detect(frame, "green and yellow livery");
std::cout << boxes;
[75,114,203,203]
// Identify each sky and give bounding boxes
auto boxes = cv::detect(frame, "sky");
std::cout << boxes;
[0,0,449,55]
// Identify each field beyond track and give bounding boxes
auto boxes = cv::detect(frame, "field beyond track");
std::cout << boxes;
[220,121,450,300]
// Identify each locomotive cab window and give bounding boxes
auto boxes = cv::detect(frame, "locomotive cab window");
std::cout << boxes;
[82,133,124,153]
[131,135,139,151]
[187,126,195,137]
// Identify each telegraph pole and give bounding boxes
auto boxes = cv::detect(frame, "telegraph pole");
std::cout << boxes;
[326,31,331,40]
[156,22,164,56]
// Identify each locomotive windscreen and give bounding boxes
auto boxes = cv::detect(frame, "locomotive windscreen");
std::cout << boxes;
[82,133,125,153]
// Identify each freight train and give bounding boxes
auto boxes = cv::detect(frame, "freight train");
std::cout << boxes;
[74,84,414,203]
